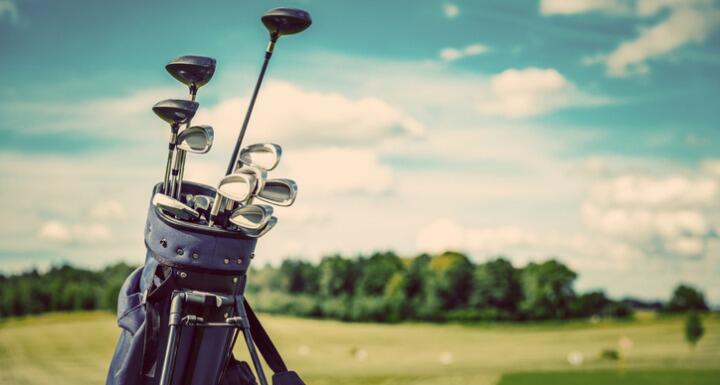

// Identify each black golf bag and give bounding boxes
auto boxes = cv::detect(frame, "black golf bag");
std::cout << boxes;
[106,182,305,385]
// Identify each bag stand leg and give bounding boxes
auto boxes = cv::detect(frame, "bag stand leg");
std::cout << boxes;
[235,298,269,385]
[159,291,185,385]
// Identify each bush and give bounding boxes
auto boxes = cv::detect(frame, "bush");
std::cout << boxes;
[600,349,619,361]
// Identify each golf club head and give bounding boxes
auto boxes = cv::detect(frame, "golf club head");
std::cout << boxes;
[235,160,268,194]
[261,8,312,37]
[152,99,199,126]
[256,178,298,206]
[165,55,217,90]
[229,204,274,230]
[239,143,282,171]
[217,173,258,203]
[177,125,214,154]
[239,216,278,238]
[152,193,200,221]
[191,195,213,213]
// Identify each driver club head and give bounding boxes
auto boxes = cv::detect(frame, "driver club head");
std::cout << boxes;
[165,55,217,90]
[152,99,199,126]
[261,8,312,38]
[239,143,282,171]
[152,193,200,221]
[256,178,298,207]
[229,204,274,230]
[177,125,214,154]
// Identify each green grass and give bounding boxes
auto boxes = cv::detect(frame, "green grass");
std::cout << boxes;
[1,312,718,385]
[498,370,720,385]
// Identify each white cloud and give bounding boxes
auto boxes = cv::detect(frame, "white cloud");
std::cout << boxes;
[540,0,632,15]
[39,221,72,243]
[90,199,127,220]
[582,167,720,258]
[38,221,112,244]
[553,0,720,77]
[196,81,423,148]
[603,6,720,76]
[0,0,18,24]
[284,147,394,195]
[443,3,460,18]
[476,68,602,118]
[439,43,490,61]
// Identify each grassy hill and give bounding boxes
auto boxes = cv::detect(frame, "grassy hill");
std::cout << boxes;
[1,312,718,385]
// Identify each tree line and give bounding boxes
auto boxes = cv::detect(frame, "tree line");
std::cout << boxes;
[245,251,710,322]
[0,251,710,322]
[0,263,135,318]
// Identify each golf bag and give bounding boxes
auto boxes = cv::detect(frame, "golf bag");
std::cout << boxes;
[106,182,305,385]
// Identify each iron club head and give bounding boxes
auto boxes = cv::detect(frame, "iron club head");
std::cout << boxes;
[177,125,214,154]
[207,173,258,226]
[239,216,278,238]
[229,204,274,230]
[239,143,282,171]
[256,178,298,207]
[152,193,200,221]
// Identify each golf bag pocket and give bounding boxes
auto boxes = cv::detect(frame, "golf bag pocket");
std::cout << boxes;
[220,357,257,385]
[106,266,146,385]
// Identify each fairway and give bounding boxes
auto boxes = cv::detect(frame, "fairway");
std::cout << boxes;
[0,312,718,385]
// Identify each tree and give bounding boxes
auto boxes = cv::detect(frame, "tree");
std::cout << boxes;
[428,251,474,312]
[279,260,319,294]
[685,311,705,348]
[318,255,359,297]
[356,251,403,296]
[519,259,577,320]
[668,284,708,313]
[471,258,522,316]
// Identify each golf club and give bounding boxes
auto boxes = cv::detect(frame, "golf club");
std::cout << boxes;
[207,173,258,227]
[229,204,274,230]
[238,215,278,238]
[165,56,217,197]
[190,195,213,218]
[152,99,199,194]
[256,178,298,206]
[224,8,311,176]
[225,160,268,213]
[152,193,200,221]
[170,125,214,198]
[239,143,282,171]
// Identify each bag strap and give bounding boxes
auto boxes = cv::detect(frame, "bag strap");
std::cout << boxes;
[243,298,288,374]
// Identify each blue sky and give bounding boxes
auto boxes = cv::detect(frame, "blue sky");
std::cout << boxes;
[1,0,719,304]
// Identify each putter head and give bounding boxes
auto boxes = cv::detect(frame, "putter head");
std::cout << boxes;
[229,204,274,230]
[177,125,214,154]
[152,99,199,126]
[256,178,298,206]
[217,173,258,204]
[261,8,312,37]
[239,143,282,171]
[240,216,278,238]
[152,193,200,221]
[165,55,217,90]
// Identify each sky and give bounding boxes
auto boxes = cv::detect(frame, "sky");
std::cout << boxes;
[1,0,719,304]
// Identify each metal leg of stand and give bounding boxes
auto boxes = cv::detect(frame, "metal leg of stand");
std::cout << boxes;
[159,292,185,385]
[235,299,269,385]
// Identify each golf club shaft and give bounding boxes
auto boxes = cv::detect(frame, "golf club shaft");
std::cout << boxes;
[174,89,198,199]
[225,39,277,176]
[163,125,180,195]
